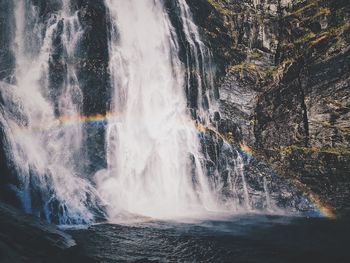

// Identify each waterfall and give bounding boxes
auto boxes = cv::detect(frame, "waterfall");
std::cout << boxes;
[0,0,321,224]
[0,0,103,224]
[97,0,218,219]
[176,0,217,122]
[95,0,287,220]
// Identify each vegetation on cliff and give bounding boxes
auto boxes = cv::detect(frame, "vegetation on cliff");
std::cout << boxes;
[188,0,350,213]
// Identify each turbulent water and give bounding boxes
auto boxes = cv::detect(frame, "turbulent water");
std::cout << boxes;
[0,0,322,224]
[69,215,350,262]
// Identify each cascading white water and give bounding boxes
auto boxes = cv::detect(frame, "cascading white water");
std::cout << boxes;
[97,0,269,221]
[0,0,101,224]
[97,0,223,220]
[176,0,217,122]
[0,0,323,224]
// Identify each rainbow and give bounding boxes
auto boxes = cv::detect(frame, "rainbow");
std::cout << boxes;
[194,123,336,219]
[54,112,119,129]
[309,195,336,219]
[11,112,336,219]
[11,112,119,136]
[236,145,336,219]
[237,148,336,219]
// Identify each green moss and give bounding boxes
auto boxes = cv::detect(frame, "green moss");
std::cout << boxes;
[310,32,330,46]
[290,2,317,17]
[299,6,330,24]
[263,67,275,78]
[229,62,258,71]
[282,58,295,66]
[311,119,350,134]
[230,62,272,77]
[207,0,235,16]
[299,11,350,47]
[340,127,350,134]
[313,7,331,18]
[250,50,263,60]
[280,145,350,156]
[329,22,350,35]
[295,32,316,44]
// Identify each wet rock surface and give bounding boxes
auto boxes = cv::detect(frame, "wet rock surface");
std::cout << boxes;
[0,0,15,82]
[187,0,350,212]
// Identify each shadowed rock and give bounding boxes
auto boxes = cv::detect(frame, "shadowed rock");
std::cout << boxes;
[0,202,96,263]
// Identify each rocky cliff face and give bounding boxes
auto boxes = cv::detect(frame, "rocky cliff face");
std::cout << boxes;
[187,0,350,213]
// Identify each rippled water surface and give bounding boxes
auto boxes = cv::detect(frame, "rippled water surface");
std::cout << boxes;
[69,214,350,262]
